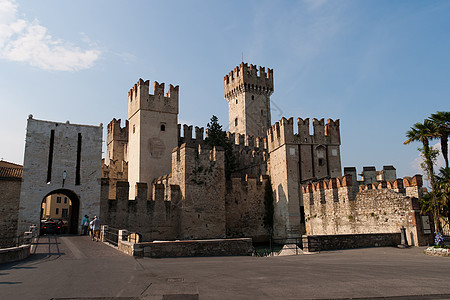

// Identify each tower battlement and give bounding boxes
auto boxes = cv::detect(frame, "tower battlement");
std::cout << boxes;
[224,62,273,99]
[267,117,341,151]
[128,78,179,119]
[178,124,205,145]
[106,118,129,146]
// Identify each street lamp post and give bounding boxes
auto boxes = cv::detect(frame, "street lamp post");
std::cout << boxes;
[62,170,67,187]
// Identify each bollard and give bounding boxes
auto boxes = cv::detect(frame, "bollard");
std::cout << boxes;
[398,226,409,248]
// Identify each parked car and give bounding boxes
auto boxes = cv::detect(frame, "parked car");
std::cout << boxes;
[40,219,61,235]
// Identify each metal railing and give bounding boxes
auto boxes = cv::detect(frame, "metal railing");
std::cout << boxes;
[103,226,119,246]
[253,237,303,257]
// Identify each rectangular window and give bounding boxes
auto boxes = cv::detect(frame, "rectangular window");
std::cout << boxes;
[46,129,55,183]
[62,209,68,218]
[76,133,82,185]
[64,197,67,204]
[55,208,59,215]
[56,196,61,203]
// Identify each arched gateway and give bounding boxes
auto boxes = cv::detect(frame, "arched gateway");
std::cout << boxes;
[17,116,102,235]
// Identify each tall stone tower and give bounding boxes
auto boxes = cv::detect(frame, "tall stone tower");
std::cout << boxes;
[224,63,273,138]
[127,79,179,199]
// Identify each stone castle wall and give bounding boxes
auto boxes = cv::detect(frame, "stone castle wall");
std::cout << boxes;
[302,174,434,246]
[267,116,341,239]
[226,175,268,242]
[0,171,22,247]
[102,143,269,242]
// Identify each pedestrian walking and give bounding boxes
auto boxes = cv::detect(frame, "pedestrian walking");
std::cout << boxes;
[91,216,101,242]
[81,215,89,235]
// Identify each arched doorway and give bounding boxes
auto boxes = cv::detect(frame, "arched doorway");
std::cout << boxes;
[40,189,80,235]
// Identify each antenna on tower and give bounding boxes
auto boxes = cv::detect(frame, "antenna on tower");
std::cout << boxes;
[242,52,244,63]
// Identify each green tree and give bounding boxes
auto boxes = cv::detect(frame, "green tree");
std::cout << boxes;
[205,115,236,179]
[404,119,440,231]
[430,111,450,169]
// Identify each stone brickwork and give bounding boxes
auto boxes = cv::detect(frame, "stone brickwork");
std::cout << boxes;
[18,116,102,235]
[226,175,269,242]
[302,173,434,246]
[0,167,22,247]
[303,233,401,252]
[119,238,253,258]
[228,132,268,176]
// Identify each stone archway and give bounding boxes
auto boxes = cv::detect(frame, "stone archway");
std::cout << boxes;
[41,189,80,234]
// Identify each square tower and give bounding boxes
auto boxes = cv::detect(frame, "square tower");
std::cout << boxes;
[127,79,179,199]
[224,63,273,138]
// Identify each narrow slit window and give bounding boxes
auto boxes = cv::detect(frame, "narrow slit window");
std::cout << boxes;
[76,133,82,185]
[46,130,55,183]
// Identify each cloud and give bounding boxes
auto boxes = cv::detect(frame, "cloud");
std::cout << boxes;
[0,0,100,71]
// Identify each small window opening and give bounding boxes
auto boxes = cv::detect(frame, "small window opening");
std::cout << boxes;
[56,196,61,203]
[252,95,254,100]
[55,208,59,215]
[234,118,238,126]
[261,109,263,116]
[318,158,324,166]
[133,124,136,134]
[235,99,238,104]
[160,124,166,131]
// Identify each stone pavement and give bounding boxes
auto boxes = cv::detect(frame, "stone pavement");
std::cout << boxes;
[1,235,450,299]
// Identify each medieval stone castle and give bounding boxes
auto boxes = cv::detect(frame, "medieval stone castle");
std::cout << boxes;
[99,62,433,247]
[0,61,433,251]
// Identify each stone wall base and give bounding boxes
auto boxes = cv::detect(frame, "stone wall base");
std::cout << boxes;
[119,238,253,258]
[0,245,30,264]
[303,233,401,252]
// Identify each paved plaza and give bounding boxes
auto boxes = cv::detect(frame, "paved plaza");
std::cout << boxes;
[1,235,450,299]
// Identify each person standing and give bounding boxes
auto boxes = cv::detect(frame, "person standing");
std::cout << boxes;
[91,216,101,242]
[81,215,89,235]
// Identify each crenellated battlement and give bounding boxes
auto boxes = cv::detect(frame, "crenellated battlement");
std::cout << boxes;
[128,78,179,119]
[178,124,205,145]
[226,132,267,150]
[344,165,397,185]
[230,174,268,187]
[302,174,423,206]
[107,118,129,146]
[172,143,224,168]
[267,117,341,151]
[224,62,274,99]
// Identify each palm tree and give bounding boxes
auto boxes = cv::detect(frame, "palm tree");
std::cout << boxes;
[430,111,450,169]
[435,167,450,231]
[405,119,440,231]
[404,119,439,186]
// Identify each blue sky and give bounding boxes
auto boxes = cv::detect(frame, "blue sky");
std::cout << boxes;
[0,0,449,183]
